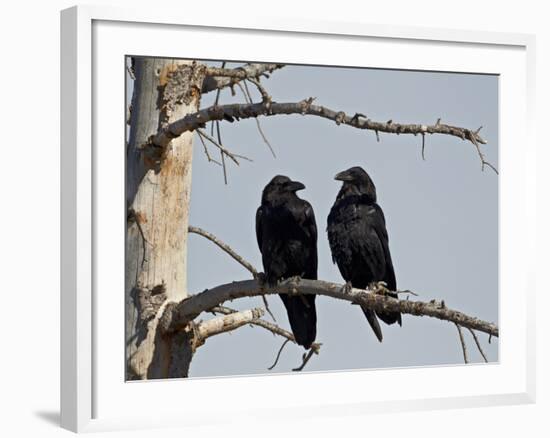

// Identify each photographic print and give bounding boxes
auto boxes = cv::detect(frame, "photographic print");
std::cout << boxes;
[125,57,498,380]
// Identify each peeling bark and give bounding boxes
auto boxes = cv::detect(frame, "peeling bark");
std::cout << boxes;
[126,58,205,379]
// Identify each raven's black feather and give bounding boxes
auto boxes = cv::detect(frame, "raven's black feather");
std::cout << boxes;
[327,167,401,342]
[256,175,318,349]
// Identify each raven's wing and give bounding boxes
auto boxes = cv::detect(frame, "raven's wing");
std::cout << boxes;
[282,199,318,348]
[255,206,263,251]
[301,200,318,279]
[303,201,317,241]
[370,204,396,290]
[326,201,353,275]
[327,200,385,342]
[327,200,400,340]
[370,204,401,326]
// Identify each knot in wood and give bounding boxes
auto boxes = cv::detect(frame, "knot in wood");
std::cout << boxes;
[335,111,346,125]
[161,63,207,113]
[299,97,315,114]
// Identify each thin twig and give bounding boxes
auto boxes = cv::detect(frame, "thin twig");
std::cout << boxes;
[246,77,271,104]
[421,133,426,161]
[197,131,221,166]
[231,152,254,162]
[261,296,276,322]
[214,118,228,184]
[268,339,290,370]
[197,129,245,165]
[211,305,322,371]
[292,347,317,372]
[255,122,277,158]
[468,128,498,175]
[237,81,250,102]
[212,62,228,184]
[240,81,277,158]
[396,289,419,297]
[188,226,276,322]
[467,328,489,363]
[211,61,225,137]
[455,323,469,364]
[188,226,258,276]
[482,160,499,174]
[219,132,228,184]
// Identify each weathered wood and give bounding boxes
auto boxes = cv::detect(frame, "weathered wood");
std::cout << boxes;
[201,63,284,94]
[194,308,265,346]
[149,100,488,152]
[126,58,205,379]
[159,278,499,338]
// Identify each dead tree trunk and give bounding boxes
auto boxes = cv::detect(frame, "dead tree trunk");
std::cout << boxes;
[126,58,205,379]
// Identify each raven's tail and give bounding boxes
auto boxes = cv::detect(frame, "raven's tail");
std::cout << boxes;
[361,307,384,342]
[376,291,402,326]
[361,290,402,342]
[279,294,317,349]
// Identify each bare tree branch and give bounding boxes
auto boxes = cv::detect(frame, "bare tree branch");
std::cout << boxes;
[292,348,318,372]
[196,129,245,165]
[210,305,322,371]
[246,77,272,105]
[239,81,277,158]
[268,339,290,370]
[188,226,275,322]
[163,100,489,144]
[196,131,222,166]
[455,323,469,364]
[147,99,491,170]
[188,226,258,277]
[210,305,316,349]
[214,120,227,185]
[209,62,230,184]
[421,133,426,161]
[468,327,489,363]
[467,128,499,174]
[195,308,265,344]
[202,63,285,94]
[211,306,309,345]
[159,278,499,339]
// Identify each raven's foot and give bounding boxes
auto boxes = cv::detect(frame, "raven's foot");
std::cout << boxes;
[341,281,353,294]
[256,272,267,287]
[372,281,390,296]
[429,298,446,308]
[288,275,302,295]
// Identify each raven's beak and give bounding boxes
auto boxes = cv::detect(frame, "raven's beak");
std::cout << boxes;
[288,181,306,192]
[334,170,352,182]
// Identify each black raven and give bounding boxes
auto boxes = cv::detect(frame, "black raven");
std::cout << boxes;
[327,166,401,342]
[256,175,318,349]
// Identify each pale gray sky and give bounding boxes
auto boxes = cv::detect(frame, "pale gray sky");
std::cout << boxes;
[128,60,499,378]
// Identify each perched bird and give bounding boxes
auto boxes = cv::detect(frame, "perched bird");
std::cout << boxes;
[256,175,318,349]
[327,166,401,342]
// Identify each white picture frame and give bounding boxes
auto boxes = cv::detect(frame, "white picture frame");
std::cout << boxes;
[60,5,536,433]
